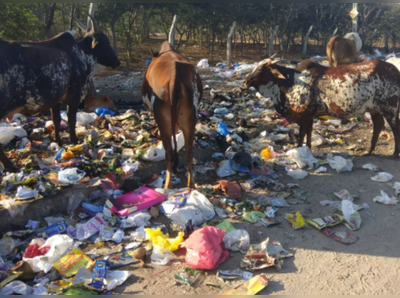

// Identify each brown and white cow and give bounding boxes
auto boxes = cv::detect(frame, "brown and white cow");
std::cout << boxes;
[141,41,203,189]
[244,58,400,155]
[326,33,362,67]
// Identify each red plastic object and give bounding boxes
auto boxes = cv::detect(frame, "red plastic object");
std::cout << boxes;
[181,226,229,270]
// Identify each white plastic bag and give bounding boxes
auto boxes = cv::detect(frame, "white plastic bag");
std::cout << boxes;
[0,127,28,145]
[326,153,353,173]
[197,58,209,69]
[23,235,73,273]
[315,166,327,173]
[0,281,33,295]
[362,163,379,172]
[120,211,151,229]
[373,190,399,205]
[150,245,177,265]
[393,182,400,196]
[16,186,39,200]
[169,191,216,227]
[223,229,250,254]
[217,160,237,177]
[371,172,393,182]
[0,238,19,255]
[61,111,97,126]
[75,213,107,241]
[342,200,355,223]
[287,147,319,169]
[58,168,86,184]
[141,132,185,162]
[106,270,132,291]
[286,169,308,180]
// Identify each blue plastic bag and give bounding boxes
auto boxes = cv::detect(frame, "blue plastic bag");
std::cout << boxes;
[217,122,231,136]
[95,106,116,117]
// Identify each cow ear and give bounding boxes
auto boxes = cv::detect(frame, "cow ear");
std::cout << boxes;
[92,39,99,49]
[271,68,286,80]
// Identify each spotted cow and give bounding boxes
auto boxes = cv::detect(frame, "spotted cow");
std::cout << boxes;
[244,58,400,155]
[0,15,120,172]
[141,41,203,189]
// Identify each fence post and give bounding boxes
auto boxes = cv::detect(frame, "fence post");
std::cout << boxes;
[169,14,178,48]
[302,25,313,60]
[227,21,237,65]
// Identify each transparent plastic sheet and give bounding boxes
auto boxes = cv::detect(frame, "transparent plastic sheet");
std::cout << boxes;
[1,199,28,218]
[150,245,177,265]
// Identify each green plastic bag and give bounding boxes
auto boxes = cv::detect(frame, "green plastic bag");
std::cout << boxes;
[64,287,98,295]
[242,211,266,223]
[215,219,237,233]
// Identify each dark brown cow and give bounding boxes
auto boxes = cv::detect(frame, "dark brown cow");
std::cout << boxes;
[326,35,360,67]
[244,58,400,155]
[141,41,203,189]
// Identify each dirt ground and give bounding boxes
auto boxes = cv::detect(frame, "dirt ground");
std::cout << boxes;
[87,42,400,295]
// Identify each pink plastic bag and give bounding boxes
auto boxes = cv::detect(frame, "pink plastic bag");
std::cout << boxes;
[181,226,229,270]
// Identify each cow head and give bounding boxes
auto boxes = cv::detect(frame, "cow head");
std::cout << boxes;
[244,58,287,113]
[76,15,120,69]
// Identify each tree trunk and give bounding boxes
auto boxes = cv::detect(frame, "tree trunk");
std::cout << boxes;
[69,3,75,31]
[240,26,244,57]
[302,25,313,60]
[384,29,393,54]
[369,29,377,54]
[269,25,279,57]
[111,22,117,55]
[87,3,96,30]
[279,34,285,58]
[168,14,178,48]
[211,34,216,59]
[227,21,236,65]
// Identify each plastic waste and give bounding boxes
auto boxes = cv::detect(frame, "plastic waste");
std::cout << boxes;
[1,198,27,218]
[168,191,216,227]
[130,226,146,242]
[393,182,400,196]
[150,245,177,265]
[217,160,237,177]
[242,211,266,223]
[120,211,151,229]
[233,63,258,75]
[75,213,107,241]
[217,122,231,136]
[326,153,353,172]
[64,287,98,295]
[334,189,353,201]
[0,237,18,255]
[16,186,39,200]
[362,163,379,172]
[23,235,73,273]
[286,212,306,229]
[141,132,185,162]
[145,228,184,252]
[58,168,86,184]
[0,127,28,145]
[265,206,278,218]
[371,172,393,182]
[215,107,228,114]
[286,168,308,180]
[95,106,115,117]
[197,58,209,68]
[287,147,319,169]
[181,226,229,270]
[342,200,361,230]
[315,166,327,173]
[223,229,250,254]
[373,190,399,205]
[0,281,33,295]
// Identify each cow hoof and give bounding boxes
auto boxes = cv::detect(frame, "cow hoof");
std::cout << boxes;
[362,151,372,157]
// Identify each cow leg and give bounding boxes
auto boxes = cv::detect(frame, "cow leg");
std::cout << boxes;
[0,145,16,172]
[367,113,385,155]
[154,110,174,190]
[51,104,62,146]
[384,114,400,156]
[178,108,196,189]
[297,124,306,148]
[67,104,78,145]
[306,119,314,150]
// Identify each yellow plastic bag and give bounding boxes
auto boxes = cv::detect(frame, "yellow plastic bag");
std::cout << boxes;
[286,212,306,230]
[145,228,184,252]
[261,148,271,161]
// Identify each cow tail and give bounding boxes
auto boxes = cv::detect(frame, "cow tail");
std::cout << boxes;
[170,77,179,174]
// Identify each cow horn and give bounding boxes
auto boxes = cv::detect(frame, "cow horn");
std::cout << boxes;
[271,59,280,65]
[87,14,99,33]
[270,53,278,59]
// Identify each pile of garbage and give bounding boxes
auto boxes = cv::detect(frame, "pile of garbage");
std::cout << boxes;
[1,55,399,295]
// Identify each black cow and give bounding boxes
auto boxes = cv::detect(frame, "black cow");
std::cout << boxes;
[0,15,120,172]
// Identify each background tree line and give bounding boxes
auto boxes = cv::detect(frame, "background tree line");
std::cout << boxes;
[1,3,399,63]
